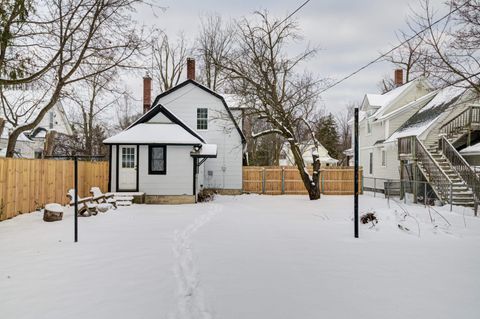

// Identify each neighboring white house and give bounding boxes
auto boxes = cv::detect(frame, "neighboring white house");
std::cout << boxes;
[355,70,480,208]
[0,87,73,158]
[104,67,246,203]
[279,142,338,166]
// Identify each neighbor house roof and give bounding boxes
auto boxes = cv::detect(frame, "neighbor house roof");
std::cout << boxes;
[139,79,246,144]
[385,86,466,143]
[104,104,206,145]
[460,142,480,156]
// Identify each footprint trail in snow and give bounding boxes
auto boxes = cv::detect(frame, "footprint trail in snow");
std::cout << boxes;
[169,204,221,319]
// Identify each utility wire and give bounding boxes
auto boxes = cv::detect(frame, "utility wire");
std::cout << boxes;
[318,1,468,94]
[276,0,312,28]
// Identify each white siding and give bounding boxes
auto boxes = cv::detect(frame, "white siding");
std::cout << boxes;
[110,145,117,192]
[156,83,243,190]
[138,145,194,195]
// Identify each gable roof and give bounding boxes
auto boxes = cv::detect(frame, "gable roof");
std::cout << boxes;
[385,86,466,143]
[147,79,246,144]
[104,104,206,145]
[362,78,433,120]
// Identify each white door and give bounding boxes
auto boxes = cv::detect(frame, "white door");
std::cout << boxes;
[119,145,137,190]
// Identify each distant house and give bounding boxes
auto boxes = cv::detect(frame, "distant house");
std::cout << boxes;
[104,59,246,203]
[279,142,338,166]
[0,87,73,158]
[356,69,480,208]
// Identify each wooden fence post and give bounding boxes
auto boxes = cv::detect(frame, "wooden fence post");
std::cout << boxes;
[281,167,285,194]
[262,167,266,194]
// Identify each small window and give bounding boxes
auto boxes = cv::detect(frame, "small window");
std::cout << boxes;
[149,145,166,174]
[369,152,373,174]
[197,108,208,130]
[381,149,387,167]
[367,120,372,134]
[121,147,135,168]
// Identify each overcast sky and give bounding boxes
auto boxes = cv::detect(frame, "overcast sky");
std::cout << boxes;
[128,0,446,116]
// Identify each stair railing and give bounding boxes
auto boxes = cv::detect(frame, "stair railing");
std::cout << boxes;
[439,105,480,143]
[439,136,480,207]
[398,135,452,203]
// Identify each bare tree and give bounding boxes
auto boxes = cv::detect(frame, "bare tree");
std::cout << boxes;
[409,0,480,91]
[114,90,142,131]
[66,69,123,156]
[0,0,144,157]
[195,13,235,91]
[152,30,188,92]
[219,11,324,200]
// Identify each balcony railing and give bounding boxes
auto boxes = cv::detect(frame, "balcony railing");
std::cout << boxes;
[439,105,480,144]
[439,136,480,206]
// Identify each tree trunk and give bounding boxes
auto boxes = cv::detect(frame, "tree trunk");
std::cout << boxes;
[289,141,321,200]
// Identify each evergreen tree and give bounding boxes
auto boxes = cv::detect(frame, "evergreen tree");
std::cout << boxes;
[315,114,340,160]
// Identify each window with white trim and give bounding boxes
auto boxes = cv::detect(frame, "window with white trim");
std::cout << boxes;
[197,108,208,130]
[381,149,387,167]
[367,119,372,134]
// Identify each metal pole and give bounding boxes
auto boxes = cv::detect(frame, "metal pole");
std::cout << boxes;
[424,182,427,208]
[373,177,376,197]
[404,180,407,204]
[450,183,453,212]
[354,107,359,238]
[74,156,78,243]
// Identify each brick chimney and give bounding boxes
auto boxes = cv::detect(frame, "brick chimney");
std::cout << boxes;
[143,74,152,114]
[187,58,195,81]
[394,69,403,87]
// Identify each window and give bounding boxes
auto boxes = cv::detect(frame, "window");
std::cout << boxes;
[369,152,373,175]
[197,108,208,130]
[367,119,372,134]
[149,145,166,174]
[121,147,135,168]
[381,149,387,167]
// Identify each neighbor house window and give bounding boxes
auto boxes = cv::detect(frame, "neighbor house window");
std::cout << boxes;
[367,119,372,134]
[197,108,208,130]
[149,145,166,174]
[381,149,387,167]
[369,152,373,174]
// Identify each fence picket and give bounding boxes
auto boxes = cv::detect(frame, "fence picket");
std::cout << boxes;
[0,158,109,221]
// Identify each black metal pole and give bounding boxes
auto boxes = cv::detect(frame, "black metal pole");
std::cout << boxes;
[74,156,78,243]
[354,107,359,238]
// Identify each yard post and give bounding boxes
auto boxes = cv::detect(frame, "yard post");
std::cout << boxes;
[424,182,427,208]
[262,167,266,194]
[450,183,453,212]
[74,156,78,243]
[373,177,376,197]
[354,107,359,238]
[281,167,285,194]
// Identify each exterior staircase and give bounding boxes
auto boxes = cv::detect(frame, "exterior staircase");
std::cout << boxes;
[424,142,476,207]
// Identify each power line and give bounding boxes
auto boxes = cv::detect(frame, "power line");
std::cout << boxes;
[318,1,468,95]
[276,0,312,28]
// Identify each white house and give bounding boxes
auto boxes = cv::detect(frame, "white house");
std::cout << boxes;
[104,59,246,203]
[279,142,338,166]
[0,86,73,158]
[356,69,480,208]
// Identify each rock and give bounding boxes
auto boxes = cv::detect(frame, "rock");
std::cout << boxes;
[43,203,64,222]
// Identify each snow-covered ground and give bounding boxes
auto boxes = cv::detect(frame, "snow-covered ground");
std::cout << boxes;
[1,194,480,319]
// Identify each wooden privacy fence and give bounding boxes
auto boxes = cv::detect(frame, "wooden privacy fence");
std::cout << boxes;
[243,166,363,195]
[0,158,109,221]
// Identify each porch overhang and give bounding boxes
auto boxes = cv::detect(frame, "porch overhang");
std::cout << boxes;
[190,144,218,158]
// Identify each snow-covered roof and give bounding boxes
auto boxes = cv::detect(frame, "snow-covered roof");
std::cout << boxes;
[385,86,466,143]
[222,94,245,109]
[191,144,218,158]
[460,142,480,156]
[103,123,204,145]
[366,81,416,109]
